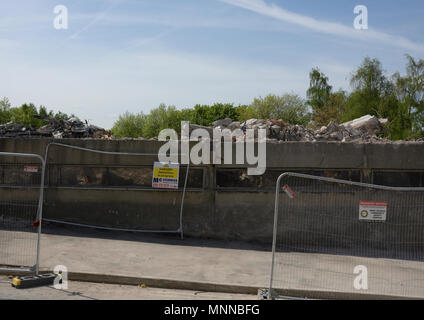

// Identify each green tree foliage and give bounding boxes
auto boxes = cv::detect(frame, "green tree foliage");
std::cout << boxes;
[112,103,242,138]
[112,96,311,138]
[110,55,424,140]
[189,103,239,127]
[306,68,332,125]
[142,104,182,138]
[322,91,348,125]
[10,103,42,127]
[306,68,348,127]
[339,55,424,140]
[111,111,146,138]
[53,111,73,121]
[250,94,311,125]
[379,92,407,140]
[342,57,395,122]
[0,97,12,124]
[142,103,240,137]
[235,104,256,122]
[307,68,332,107]
[0,97,11,111]
[392,55,424,139]
[5,54,424,141]
[0,99,73,128]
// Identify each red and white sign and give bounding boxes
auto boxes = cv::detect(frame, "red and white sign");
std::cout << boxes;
[24,166,38,173]
[359,201,387,221]
[283,184,295,199]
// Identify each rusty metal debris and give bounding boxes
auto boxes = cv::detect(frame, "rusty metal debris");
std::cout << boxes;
[0,116,111,139]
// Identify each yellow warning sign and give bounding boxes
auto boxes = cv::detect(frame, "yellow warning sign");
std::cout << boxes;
[152,162,179,189]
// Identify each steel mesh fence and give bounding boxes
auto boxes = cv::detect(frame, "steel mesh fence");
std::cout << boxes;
[43,143,189,238]
[270,172,424,299]
[0,153,45,273]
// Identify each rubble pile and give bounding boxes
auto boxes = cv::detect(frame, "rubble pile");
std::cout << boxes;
[1,113,418,142]
[198,115,392,143]
[0,116,111,139]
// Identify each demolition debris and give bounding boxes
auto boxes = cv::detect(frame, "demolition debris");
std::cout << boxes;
[1,114,421,143]
[0,116,111,139]
[203,114,394,143]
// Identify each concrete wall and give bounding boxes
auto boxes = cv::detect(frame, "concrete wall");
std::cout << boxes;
[2,138,424,169]
[1,138,424,253]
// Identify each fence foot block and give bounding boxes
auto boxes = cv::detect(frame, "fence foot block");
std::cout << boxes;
[11,273,58,289]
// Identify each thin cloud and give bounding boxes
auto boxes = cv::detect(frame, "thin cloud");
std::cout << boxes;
[219,0,424,52]
[70,0,126,39]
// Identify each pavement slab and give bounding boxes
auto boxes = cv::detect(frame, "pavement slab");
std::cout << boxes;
[1,225,423,299]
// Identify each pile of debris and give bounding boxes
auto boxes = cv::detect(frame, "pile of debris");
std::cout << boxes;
[191,115,392,143]
[0,116,111,139]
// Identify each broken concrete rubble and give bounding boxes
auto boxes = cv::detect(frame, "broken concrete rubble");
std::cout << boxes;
[202,115,396,143]
[212,118,233,128]
[341,115,387,136]
[0,113,419,143]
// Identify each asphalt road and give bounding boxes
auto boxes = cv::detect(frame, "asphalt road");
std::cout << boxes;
[0,276,257,300]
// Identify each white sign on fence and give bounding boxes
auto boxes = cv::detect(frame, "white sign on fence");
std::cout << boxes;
[152,162,179,189]
[24,166,38,173]
[359,201,387,221]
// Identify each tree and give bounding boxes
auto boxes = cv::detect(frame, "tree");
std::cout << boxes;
[0,98,83,129]
[113,103,243,139]
[0,97,12,124]
[9,103,39,127]
[380,91,409,140]
[318,90,348,126]
[0,97,11,112]
[189,103,239,126]
[53,111,72,121]
[111,111,146,138]
[235,104,256,122]
[343,57,394,122]
[392,54,424,138]
[8,104,60,128]
[350,57,388,93]
[306,68,332,124]
[306,68,348,127]
[142,104,182,138]
[250,94,311,125]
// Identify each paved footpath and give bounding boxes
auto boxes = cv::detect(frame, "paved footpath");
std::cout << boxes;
[1,226,271,294]
[1,225,424,299]
[0,276,256,300]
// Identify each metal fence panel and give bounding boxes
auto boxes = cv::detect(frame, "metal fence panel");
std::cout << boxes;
[43,143,188,239]
[0,152,45,274]
[269,172,424,299]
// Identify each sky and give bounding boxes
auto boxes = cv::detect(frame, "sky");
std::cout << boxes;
[0,0,423,129]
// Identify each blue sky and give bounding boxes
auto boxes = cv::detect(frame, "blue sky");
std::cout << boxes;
[1,0,423,129]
